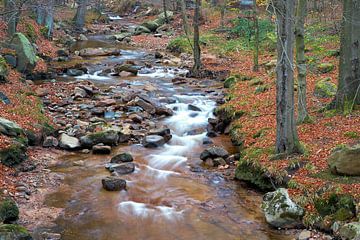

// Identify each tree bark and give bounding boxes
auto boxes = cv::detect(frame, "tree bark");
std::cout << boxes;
[5,0,17,37]
[74,0,87,30]
[163,0,169,23]
[253,0,259,72]
[192,0,201,76]
[44,0,55,38]
[295,0,310,123]
[334,0,360,112]
[273,0,302,155]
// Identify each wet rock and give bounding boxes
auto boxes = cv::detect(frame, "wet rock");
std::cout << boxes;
[67,69,84,76]
[143,135,165,148]
[328,144,360,176]
[0,117,24,137]
[154,51,163,59]
[156,106,173,116]
[186,128,204,136]
[96,99,116,107]
[202,137,213,145]
[108,32,132,41]
[91,107,105,116]
[205,157,226,167]
[0,199,19,223]
[79,48,120,57]
[339,222,360,240]
[200,146,229,161]
[261,188,304,228]
[59,133,80,150]
[134,25,151,35]
[111,153,134,163]
[129,114,143,123]
[0,224,32,240]
[10,33,37,72]
[42,136,59,148]
[0,92,10,104]
[74,87,87,99]
[188,104,201,112]
[134,97,156,114]
[114,63,139,75]
[102,177,126,191]
[148,128,172,142]
[92,144,111,154]
[78,34,88,41]
[297,230,311,240]
[80,130,120,148]
[107,162,135,174]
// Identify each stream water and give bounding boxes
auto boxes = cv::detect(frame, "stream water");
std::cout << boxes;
[33,35,293,240]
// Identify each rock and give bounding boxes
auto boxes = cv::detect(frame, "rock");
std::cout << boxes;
[188,104,201,111]
[142,20,161,32]
[339,222,360,240]
[203,137,213,145]
[318,63,335,73]
[205,157,226,167]
[78,34,88,41]
[80,130,120,148]
[143,135,166,148]
[108,32,132,41]
[129,114,143,123]
[0,56,8,83]
[3,55,16,68]
[200,146,229,161]
[59,133,80,150]
[0,199,19,223]
[10,33,37,72]
[0,117,23,137]
[107,162,135,174]
[111,153,133,163]
[67,69,84,76]
[74,87,87,99]
[149,128,172,142]
[0,142,27,167]
[314,193,356,221]
[0,92,10,104]
[42,136,59,148]
[78,48,120,57]
[314,78,337,98]
[102,177,126,191]
[154,51,163,59]
[134,97,156,114]
[35,88,49,97]
[224,76,238,88]
[297,230,311,240]
[261,188,304,228]
[92,144,111,154]
[157,11,174,25]
[156,106,173,116]
[328,144,360,176]
[96,99,116,107]
[114,63,139,75]
[0,224,32,240]
[134,26,151,35]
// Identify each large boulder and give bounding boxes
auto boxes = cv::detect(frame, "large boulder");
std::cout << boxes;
[78,48,120,57]
[102,177,126,191]
[114,63,139,75]
[0,142,27,167]
[314,78,337,98]
[261,188,304,228]
[0,199,19,223]
[111,153,133,163]
[200,146,229,160]
[0,56,8,83]
[339,222,360,240]
[142,21,161,32]
[10,33,37,72]
[328,144,360,176]
[80,130,121,148]
[59,133,80,150]
[0,224,32,240]
[0,118,24,137]
[317,63,335,73]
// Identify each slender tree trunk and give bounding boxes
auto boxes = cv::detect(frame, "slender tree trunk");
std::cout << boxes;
[5,0,17,37]
[273,0,302,155]
[295,0,310,123]
[334,0,360,112]
[179,0,189,35]
[220,1,226,29]
[74,0,87,30]
[253,0,259,72]
[44,0,55,38]
[163,0,169,23]
[193,0,201,76]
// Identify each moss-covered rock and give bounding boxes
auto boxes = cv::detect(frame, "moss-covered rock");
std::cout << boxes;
[328,144,360,176]
[0,199,19,223]
[0,118,24,137]
[318,63,335,73]
[0,224,32,240]
[255,85,270,94]
[0,56,8,83]
[339,222,360,240]
[314,78,337,98]
[156,11,174,25]
[142,21,160,32]
[80,130,121,148]
[10,33,37,72]
[249,78,264,86]
[314,193,356,222]
[224,76,238,88]
[261,188,304,228]
[134,26,151,35]
[0,142,27,167]
[235,159,273,191]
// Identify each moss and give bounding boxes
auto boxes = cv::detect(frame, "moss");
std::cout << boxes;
[214,105,245,122]
[344,131,359,139]
[224,76,238,88]
[249,78,264,86]
[229,127,244,148]
[0,142,27,167]
[314,78,337,98]
[24,23,37,42]
[0,199,19,223]
[311,169,360,184]
[167,36,192,54]
[254,85,270,94]
[317,63,335,73]
[0,224,32,239]
[314,193,356,221]
[253,128,268,139]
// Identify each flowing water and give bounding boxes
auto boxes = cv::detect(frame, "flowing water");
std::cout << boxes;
[35,37,294,240]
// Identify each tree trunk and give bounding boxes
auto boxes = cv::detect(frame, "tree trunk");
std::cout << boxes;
[253,0,259,72]
[192,0,201,76]
[74,0,87,30]
[163,0,169,23]
[5,0,17,37]
[44,0,55,38]
[273,0,302,155]
[334,0,360,112]
[295,0,310,123]
[179,0,189,34]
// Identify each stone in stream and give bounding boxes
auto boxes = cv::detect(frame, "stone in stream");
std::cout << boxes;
[92,144,112,154]
[67,69,84,76]
[102,177,126,191]
[148,128,172,143]
[205,157,227,167]
[111,153,134,163]
[200,146,229,161]
[143,135,166,148]
[42,136,59,148]
[78,48,120,57]
[59,133,81,150]
[80,130,122,148]
[155,106,174,116]
[114,63,139,75]
[188,104,202,112]
[106,162,135,175]
[134,97,156,114]
[261,188,304,229]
